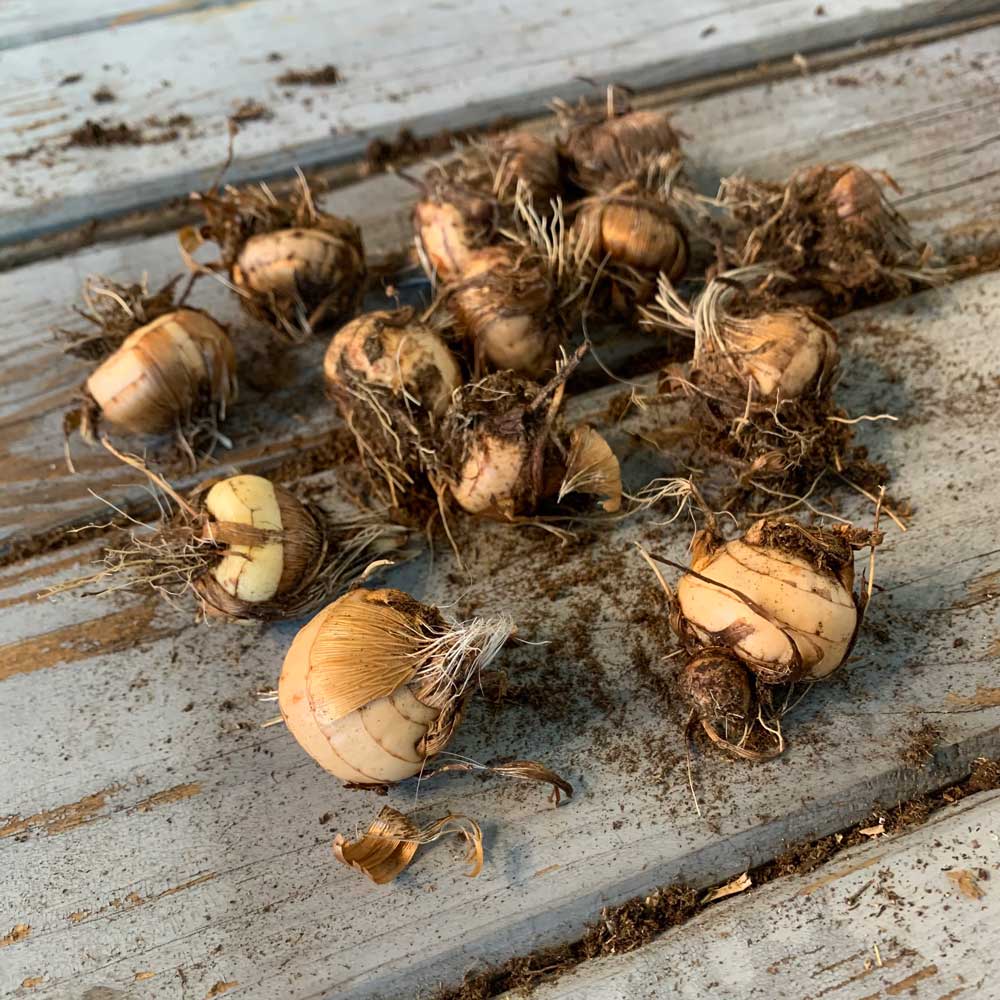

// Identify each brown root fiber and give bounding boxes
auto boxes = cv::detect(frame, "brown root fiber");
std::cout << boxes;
[434,758,1000,1000]
[717,164,950,314]
[57,275,183,360]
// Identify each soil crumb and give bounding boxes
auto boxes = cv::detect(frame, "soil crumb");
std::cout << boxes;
[363,117,515,175]
[230,100,273,124]
[899,721,943,769]
[277,64,341,86]
[59,73,83,86]
[67,120,143,147]
[92,85,116,103]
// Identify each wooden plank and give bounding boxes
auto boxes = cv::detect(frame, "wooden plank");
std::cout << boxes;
[1,272,998,998]
[4,22,1000,557]
[2,0,998,244]
[513,788,1000,999]
[0,2,251,51]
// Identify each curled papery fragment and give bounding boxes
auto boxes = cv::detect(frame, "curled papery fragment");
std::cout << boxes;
[558,424,622,512]
[333,806,484,883]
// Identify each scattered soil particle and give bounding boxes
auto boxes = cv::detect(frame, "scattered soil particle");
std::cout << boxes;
[277,64,341,86]
[267,52,283,62]
[92,85,116,103]
[362,116,515,175]
[66,120,143,147]
[434,758,1000,999]
[5,145,42,165]
[230,100,273,124]
[899,721,943,769]
[59,73,83,86]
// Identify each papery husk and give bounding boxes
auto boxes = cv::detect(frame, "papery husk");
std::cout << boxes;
[332,806,483,883]
[558,91,683,191]
[57,274,183,361]
[181,175,366,339]
[68,308,237,461]
[324,307,462,507]
[717,163,952,313]
[557,424,622,512]
[426,758,574,805]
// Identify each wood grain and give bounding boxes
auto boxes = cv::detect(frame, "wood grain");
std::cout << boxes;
[5,24,1000,557]
[2,0,997,243]
[1,272,998,998]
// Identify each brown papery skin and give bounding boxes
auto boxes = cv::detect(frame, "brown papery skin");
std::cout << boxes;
[453,245,559,379]
[728,312,838,401]
[565,109,681,189]
[233,226,364,305]
[278,589,443,784]
[574,194,688,280]
[827,166,886,229]
[491,132,561,205]
[84,309,236,435]
[324,309,461,417]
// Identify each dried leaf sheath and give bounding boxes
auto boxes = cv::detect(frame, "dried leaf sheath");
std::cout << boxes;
[333,806,484,883]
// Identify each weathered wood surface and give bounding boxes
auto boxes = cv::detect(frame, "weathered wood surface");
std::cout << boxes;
[2,272,998,998]
[5,21,1000,557]
[2,0,999,243]
[515,788,1000,999]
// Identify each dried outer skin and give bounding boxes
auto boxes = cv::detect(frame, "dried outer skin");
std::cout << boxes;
[573,190,688,280]
[84,309,236,435]
[452,245,560,379]
[677,525,858,683]
[232,220,365,331]
[564,108,681,190]
[278,589,449,784]
[490,131,561,206]
[323,307,461,418]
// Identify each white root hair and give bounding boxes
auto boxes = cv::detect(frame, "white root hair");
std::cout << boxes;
[411,613,516,711]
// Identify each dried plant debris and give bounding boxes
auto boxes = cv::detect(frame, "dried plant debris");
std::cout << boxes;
[57,274,184,360]
[181,174,365,340]
[44,463,405,622]
[717,163,951,313]
[277,64,342,86]
[333,806,483,883]
[437,760,1000,998]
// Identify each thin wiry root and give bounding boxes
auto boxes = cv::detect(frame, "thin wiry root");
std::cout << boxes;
[425,753,574,805]
[412,614,516,711]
